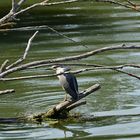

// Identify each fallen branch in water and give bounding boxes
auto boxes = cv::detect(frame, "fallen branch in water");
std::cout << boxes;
[0,44,140,78]
[31,84,100,120]
[0,89,15,95]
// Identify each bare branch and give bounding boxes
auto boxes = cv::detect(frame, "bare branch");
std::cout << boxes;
[18,0,27,6]
[1,63,140,81]
[127,0,136,7]
[0,89,15,95]
[89,63,140,80]
[0,0,79,26]
[115,69,140,80]
[0,44,140,78]
[0,25,88,49]
[14,0,79,16]
[46,25,88,48]
[11,0,16,12]
[96,0,140,11]
[6,31,39,70]
[0,60,9,73]
[23,31,39,59]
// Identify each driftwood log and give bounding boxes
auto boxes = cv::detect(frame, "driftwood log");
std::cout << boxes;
[31,84,100,122]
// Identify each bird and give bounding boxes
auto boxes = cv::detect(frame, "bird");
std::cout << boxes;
[52,65,79,101]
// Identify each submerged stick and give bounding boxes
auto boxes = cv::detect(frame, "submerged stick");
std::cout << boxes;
[0,89,15,95]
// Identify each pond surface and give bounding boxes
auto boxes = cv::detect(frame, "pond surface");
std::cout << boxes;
[0,0,140,139]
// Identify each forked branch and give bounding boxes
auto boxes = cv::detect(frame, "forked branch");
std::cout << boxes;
[0,0,80,26]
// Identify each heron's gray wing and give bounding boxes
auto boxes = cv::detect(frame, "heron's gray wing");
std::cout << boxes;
[63,73,78,100]
[70,74,78,92]
[65,74,78,91]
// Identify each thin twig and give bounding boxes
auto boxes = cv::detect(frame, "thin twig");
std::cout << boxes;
[0,60,9,73]
[96,0,140,11]
[89,63,140,80]
[14,0,79,16]
[46,25,88,48]
[23,31,39,59]
[6,31,39,70]
[127,0,136,7]
[115,69,140,80]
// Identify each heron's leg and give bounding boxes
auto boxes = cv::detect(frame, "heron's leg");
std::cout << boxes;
[64,93,67,101]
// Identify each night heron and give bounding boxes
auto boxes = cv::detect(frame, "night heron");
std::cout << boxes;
[52,65,79,101]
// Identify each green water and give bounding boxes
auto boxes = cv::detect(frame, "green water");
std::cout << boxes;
[0,1,140,139]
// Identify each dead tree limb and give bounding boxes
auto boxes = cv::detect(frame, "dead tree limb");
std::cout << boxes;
[1,63,140,81]
[0,44,140,78]
[0,0,27,25]
[33,84,100,119]
[6,31,38,70]
[0,0,80,26]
